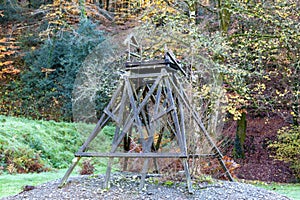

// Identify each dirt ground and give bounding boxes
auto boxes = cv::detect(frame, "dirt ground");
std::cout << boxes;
[222,116,296,183]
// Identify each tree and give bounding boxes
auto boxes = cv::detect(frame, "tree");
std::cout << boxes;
[226,0,300,157]
[148,0,300,158]
[21,19,105,121]
[217,0,231,33]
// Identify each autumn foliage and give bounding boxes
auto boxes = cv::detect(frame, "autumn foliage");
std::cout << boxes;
[0,0,299,183]
[0,37,20,80]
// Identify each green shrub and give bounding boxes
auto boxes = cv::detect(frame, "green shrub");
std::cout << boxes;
[0,2,25,24]
[19,19,105,121]
[268,125,300,181]
[101,124,115,139]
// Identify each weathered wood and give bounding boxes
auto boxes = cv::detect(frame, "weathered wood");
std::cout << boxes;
[153,128,164,151]
[182,158,193,194]
[116,85,128,126]
[105,126,123,188]
[151,105,175,122]
[178,93,188,154]
[101,74,165,188]
[125,59,166,67]
[76,152,183,158]
[129,52,141,58]
[59,157,81,187]
[105,157,114,188]
[139,158,150,190]
[75,152,216,158]
[61,48,234,192]
[169,76,234,181]
[126,35,141,61]
[78,113,110,152]
[112,126,121,147]
[122,127,132,171]
[105,81,124,111]
[163,76,183,150]
[128,72,167,79]
[125,78,145,147]
[165,51,187,77]
[129,42,139,49]
[104,108,120,125]
[110,74,164,152]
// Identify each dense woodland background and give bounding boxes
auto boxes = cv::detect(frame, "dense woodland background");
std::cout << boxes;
[0,0,299,183]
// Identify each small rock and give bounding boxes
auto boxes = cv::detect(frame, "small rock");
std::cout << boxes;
[147,191,153,195]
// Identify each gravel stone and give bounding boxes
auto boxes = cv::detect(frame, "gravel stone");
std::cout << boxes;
[1,173,291,200]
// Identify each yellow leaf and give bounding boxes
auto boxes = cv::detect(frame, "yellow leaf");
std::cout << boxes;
[0,38,7,43]
[0,61,14,67]
[291,111,295,116]
[0,46,6,51]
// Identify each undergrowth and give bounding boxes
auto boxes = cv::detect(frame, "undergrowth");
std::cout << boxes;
[268,125,300,181]
[0,115,114,174]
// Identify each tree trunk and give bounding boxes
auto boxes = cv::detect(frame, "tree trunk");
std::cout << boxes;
[233,112,247,159]
[217,0,231,34]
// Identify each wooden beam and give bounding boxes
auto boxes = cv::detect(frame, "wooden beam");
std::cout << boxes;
[125,60,166,68]
[75,152,216,158]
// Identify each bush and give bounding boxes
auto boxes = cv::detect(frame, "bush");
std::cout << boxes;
[20,19,105,121]
[0,2,25,24]
[268,125,300,181]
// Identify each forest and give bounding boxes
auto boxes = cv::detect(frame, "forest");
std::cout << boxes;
[0,0,299,193]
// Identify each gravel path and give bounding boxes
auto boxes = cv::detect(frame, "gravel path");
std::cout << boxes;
[2,173,291,200]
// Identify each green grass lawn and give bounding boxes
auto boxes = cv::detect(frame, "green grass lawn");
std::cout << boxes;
[0,164,110,198]
[0,115,299,199]
[253,182,300,200]
[1,171,299,199]
[0,169,67,198]
[0,115,114,198]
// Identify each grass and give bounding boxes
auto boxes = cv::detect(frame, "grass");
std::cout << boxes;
[244,180,300,200]
[0,163,113,198]
[0,115,114,171]
[0,115,115,198]
[254,182,300,200]
[1,115,299,199]
[0,169,67,198]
